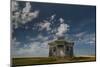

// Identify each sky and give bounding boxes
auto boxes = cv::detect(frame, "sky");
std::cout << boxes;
[11,0,96,58]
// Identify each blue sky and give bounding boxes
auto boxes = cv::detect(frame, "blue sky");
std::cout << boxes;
[11,1,96,57]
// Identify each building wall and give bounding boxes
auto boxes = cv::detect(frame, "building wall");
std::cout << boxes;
[49,42,74,57]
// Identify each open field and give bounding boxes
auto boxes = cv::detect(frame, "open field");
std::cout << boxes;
[12,56,96,66]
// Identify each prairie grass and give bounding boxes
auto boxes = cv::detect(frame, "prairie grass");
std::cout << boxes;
[12,56,96,66]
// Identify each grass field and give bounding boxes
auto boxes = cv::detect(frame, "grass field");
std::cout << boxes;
[12,56,96,66]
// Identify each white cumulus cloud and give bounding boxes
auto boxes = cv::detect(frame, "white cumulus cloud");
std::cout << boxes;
[11,0,19,11]
[11,1,39,29]
[38,20,51,31]
[59,18,64,23]
[56,18,69,36]
[50,14,56,22]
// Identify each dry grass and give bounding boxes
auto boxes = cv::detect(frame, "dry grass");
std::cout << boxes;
[12,56,96,66]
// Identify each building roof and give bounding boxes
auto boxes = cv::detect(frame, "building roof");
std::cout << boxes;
[48,39,74,46]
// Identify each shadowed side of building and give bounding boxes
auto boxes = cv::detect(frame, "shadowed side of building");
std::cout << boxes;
[48,37,74,57]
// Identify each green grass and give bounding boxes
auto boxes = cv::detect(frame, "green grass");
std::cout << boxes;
[12,56,96,66]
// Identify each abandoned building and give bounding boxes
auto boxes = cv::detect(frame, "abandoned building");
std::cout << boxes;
[48,36,74,57]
